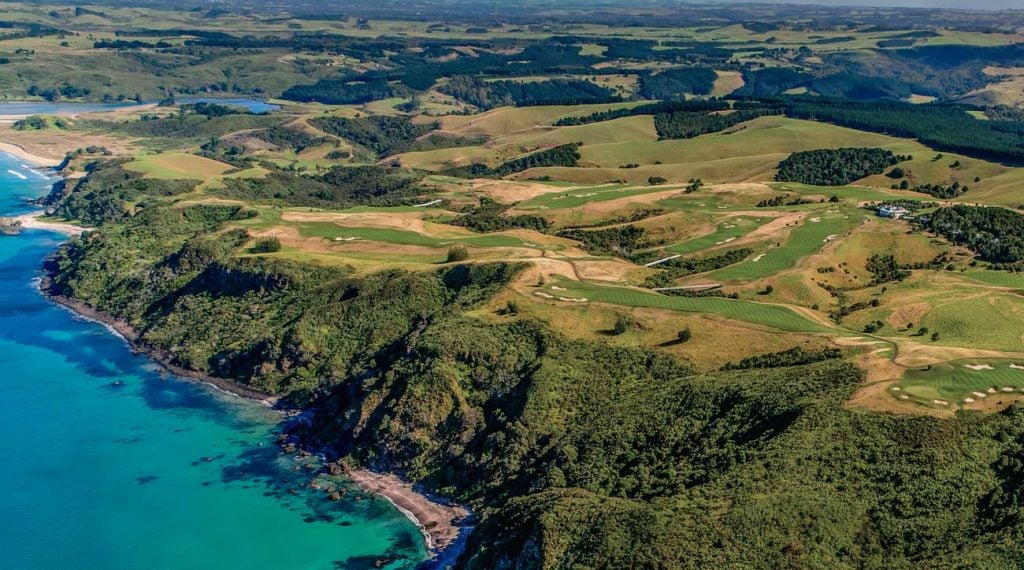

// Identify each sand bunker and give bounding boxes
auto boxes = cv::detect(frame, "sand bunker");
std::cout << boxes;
[752,253,767,262]
[965,364,995,371]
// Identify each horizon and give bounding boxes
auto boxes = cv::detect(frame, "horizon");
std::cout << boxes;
[694,0,1023,10]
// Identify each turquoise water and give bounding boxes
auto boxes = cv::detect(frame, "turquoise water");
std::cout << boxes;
[0,153,427,569]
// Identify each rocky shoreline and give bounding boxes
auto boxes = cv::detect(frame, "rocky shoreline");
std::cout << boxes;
[39,271,472,563]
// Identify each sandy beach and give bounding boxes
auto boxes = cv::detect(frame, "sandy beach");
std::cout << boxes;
[0,141,62,168]
[344,468,470,554]
[14,212,87,236]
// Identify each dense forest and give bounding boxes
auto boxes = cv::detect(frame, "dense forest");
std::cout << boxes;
[438,76,620,109]
[925,205,1024,263]
[310,115,484,158]
[637,67,717,100]
[775,147,902,186]
[443,143,582,178]
[777,98,1024,163]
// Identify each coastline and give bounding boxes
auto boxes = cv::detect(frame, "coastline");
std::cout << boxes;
[24,192,472,562]
[41,287,281,406]
[0,142,61,168]
[41,280,473,560]
[342,468,471,558]
[15,212,87,236]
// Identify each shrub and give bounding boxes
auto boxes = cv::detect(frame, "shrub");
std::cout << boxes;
[250,236,282,253]
[447,245,470,263]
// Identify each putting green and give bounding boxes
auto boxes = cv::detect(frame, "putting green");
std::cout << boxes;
[897,360,1024,405]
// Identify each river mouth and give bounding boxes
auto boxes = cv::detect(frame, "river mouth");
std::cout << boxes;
[0,151,427,569]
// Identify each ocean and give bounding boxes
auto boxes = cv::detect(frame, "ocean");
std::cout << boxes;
[0,148,426,569]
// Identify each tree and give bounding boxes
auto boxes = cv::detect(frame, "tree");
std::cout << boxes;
[612,314,631,335]
[648,176,668,186]
[931,332,941,341]
[918,326,929,336]
[677,327,692,343]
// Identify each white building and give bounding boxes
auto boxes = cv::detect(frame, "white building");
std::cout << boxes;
[878,205,909,219]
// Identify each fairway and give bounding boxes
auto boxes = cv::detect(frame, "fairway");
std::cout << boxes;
[706,209,863,282]
[296,224,533,249]
[665,216,771,255]
[539,278,835,333]
[516,183,679,210]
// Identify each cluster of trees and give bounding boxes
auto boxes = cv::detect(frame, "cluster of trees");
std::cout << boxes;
[26,83,91,101]
[43,160,198,225]
[637,67,717,99]
[179,102,253,117]
[443,143,581,178]
[642,248,752,288]
[557,224,649,257]
[775,148,901,186]
[310,115,485,158]
[311,115,437,157]
[654,108,778,139]
[911,181,968,199]
[214,165,423,209]
[450,197,549,233]
[866,253,910,285]
[778,97,1024,163]
[722,346,842,370]
[87,113,279,145]
[925,205,1024,263]
[756,194,813,207]
[438,76,620,109]
[554,99,730,127]
[281,79,413,105]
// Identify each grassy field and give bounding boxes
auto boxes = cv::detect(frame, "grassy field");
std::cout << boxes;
[124,152,233,180]
[516,183,678,210]
[538,278,834,334]
[705,209,864,283]
[295,224,534,249]
[665,216,772,255]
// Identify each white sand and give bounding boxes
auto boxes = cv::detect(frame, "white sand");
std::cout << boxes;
[0,142,61,167]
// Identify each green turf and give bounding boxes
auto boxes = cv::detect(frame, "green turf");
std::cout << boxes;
[770,182,897,201]
[705,209,863,282]
[665,217,770,255]
[517,184,676,210]
[898,359,1024,404]
[295,224,533,248]
[540,278,834,333]
[961,270,1024,289]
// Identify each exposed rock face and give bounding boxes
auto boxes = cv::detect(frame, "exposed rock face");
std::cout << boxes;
[0,217,22,235]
